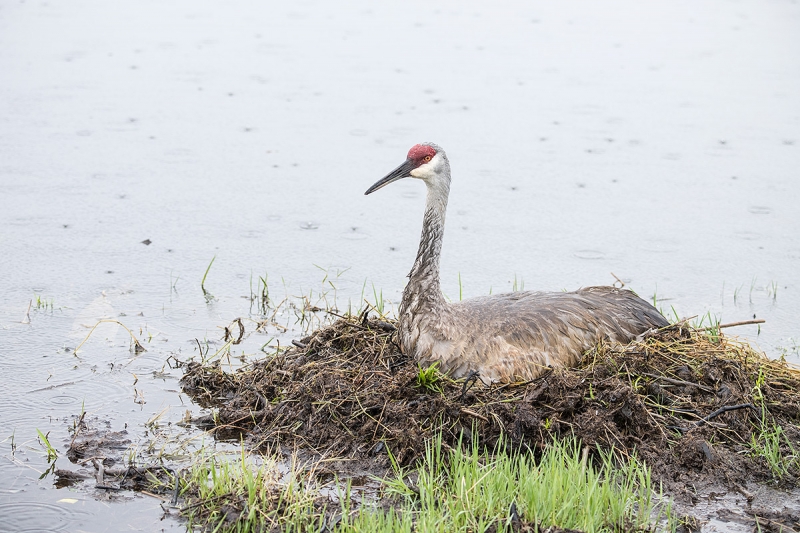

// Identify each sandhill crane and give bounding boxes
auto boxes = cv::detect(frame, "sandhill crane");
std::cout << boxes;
[365,142,668,383]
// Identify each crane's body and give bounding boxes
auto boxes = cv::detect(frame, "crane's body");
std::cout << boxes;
[365,142,668,383]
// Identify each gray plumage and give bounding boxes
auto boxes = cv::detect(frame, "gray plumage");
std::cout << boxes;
[365,142,668,383]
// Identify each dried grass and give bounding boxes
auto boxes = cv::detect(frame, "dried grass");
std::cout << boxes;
[180,316,800,487]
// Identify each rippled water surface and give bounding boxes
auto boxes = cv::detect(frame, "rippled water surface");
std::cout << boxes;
[1,0,798,530]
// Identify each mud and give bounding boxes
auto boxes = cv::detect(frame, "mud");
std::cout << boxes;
[54,415,176,499]
[180,316,800,503]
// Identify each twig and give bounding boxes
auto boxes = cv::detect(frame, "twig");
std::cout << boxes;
[224,318,245,344]
[69,411,86,450]
[641,372,715,393]
[734,483,754,502]
[194,338,211,362]
[714,319,765,330]
[460,408,488,422]
[324,309,351,321]
[93,458,120,490]
[29,381,77,393]
[323,310,370,330]
[695,404,755,427]
[670,315,699,328]
[92,459,104,484]
[610,272,625,288]
[458,371,482,402]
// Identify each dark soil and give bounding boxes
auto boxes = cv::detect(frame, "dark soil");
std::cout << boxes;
[55,415,176,496]
[180,315,800,502]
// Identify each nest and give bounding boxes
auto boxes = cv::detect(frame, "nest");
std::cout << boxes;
[180,316,800,489]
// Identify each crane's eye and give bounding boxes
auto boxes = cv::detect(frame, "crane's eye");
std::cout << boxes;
[422,155,432,163]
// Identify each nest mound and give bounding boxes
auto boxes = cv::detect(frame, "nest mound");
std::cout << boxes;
[180,316,800,490]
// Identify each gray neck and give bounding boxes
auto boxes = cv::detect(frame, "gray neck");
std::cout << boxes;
[402,179,450,314]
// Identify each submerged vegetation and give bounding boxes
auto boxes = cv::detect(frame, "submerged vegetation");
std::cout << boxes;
[37,429,58,462]
[201,255,217,302]
[33,293,55,311]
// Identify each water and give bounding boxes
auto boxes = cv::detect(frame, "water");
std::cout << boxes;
[1,0,798,530]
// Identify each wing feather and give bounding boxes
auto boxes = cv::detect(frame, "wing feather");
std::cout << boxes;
[436,286,668,381]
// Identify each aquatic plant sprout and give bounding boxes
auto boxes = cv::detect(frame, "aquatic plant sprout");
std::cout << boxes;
[174,436,674,533]
[374,435,670,532]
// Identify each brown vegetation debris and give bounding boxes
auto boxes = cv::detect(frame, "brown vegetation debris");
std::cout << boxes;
[179,316,800,490]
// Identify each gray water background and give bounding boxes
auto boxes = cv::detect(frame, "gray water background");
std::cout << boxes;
[1,0,798,531]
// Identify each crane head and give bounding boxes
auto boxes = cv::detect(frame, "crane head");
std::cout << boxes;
[365,142,448,195]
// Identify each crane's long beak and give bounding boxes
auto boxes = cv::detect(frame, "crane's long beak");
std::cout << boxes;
[365,159,415,195]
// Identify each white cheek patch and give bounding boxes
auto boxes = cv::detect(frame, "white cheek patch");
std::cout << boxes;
[410,166,427,179]
[410,157,439,180]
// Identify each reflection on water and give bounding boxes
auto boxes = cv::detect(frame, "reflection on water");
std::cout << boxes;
[573,249,606,260]
[1,0,798,530]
